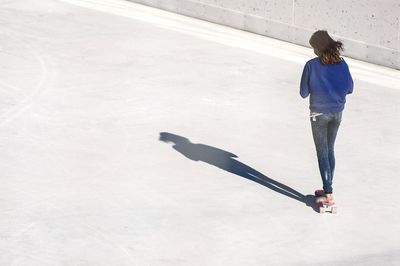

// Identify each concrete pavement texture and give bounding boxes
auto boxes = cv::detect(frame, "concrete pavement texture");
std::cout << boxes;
[0,0,399,265]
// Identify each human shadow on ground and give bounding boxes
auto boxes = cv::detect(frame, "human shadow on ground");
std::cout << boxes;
[159,132,318,212]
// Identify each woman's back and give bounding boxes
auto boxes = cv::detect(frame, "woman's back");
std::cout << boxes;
[300,57,353,113]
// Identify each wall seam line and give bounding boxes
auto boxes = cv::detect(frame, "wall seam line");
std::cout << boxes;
[292,0,295,42]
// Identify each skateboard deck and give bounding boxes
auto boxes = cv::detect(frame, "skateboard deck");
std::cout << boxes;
[314,189,337,214]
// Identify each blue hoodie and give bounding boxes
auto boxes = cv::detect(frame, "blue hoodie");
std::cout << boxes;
[300,57,353,113]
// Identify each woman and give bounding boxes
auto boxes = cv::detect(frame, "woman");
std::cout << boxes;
[300,30,354,206]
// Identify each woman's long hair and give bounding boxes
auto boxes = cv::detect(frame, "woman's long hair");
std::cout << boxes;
[309,30,344,65]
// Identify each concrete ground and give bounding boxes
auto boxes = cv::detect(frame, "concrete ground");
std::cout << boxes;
[1,0,400,265]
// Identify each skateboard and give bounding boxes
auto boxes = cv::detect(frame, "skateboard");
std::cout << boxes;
[314,189,337,214]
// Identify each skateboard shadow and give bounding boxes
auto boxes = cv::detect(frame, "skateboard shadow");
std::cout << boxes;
[159,132,318,212]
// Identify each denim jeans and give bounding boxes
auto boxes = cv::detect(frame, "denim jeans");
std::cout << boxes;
[310,112,342,194]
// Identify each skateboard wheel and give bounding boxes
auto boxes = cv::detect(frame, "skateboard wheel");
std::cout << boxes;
[319,207,326,213]
[331,207,337,214]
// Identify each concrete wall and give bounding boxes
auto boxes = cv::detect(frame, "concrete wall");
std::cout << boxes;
[128,0,400,70]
